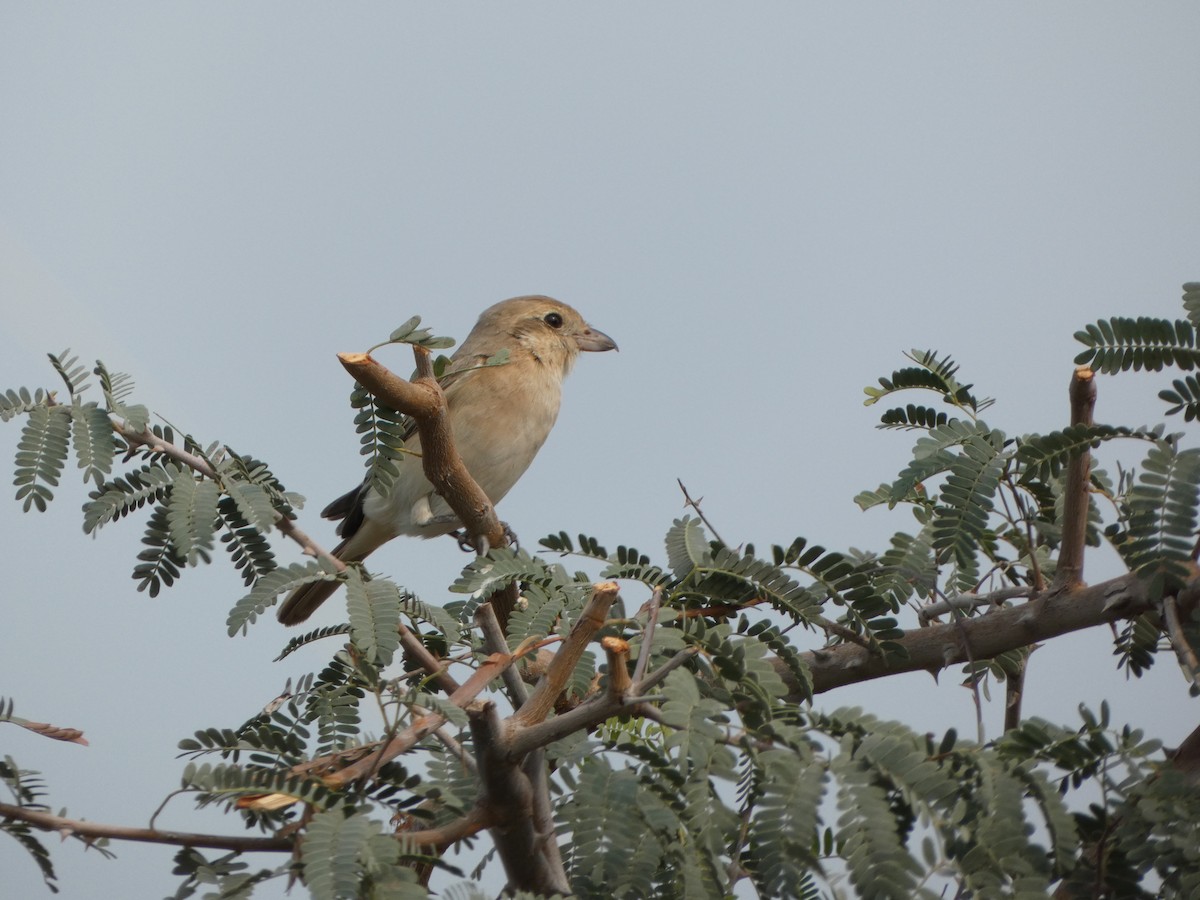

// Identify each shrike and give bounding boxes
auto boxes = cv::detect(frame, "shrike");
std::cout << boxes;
[278,295,617,625]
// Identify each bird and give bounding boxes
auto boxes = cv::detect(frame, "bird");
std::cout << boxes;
[277,295,617,625]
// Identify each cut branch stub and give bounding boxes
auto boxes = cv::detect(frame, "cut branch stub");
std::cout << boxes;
[1055,365,1096,589]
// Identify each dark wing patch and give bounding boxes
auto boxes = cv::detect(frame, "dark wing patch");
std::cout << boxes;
[321,481,368,539]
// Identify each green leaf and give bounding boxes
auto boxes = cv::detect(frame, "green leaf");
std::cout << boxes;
[83,463,174,533]
[666,516,711,580]
[167,469,220,565]
[14,405,71,512]
[864,349,992,416]
[1110,442,1200,599]
[381,316,456,351]
[0,386,50,423]
[225,481,276,532]
[133,503,190,596]
[69,402,116,487]
[47,349,90,398]
[350,382,411,498]
[1074,315,1200,373]
[931,430,1005,586]
[227,561,338,635]
[449,547,570,597]
[345,569,402,667]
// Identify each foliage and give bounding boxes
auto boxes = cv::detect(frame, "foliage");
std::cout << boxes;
[5,293,1200,897]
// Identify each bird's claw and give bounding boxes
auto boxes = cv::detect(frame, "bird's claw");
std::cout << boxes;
[451,523,519,555]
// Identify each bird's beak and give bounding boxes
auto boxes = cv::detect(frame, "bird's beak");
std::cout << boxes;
[575,325,618,353]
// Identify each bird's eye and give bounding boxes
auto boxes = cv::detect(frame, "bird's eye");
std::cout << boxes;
[543,312,564,328]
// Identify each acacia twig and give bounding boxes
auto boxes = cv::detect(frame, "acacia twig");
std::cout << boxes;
[0,802,291,853]
[338,347,517,627]
[1055,365,1096,590]
[1163,595,1200,692]
[678,479,727,547]
[476,602,528,705]
[917,586,1032,624]
[633,586,664,683]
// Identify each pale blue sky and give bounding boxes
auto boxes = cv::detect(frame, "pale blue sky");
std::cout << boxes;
[3,4,1199,897]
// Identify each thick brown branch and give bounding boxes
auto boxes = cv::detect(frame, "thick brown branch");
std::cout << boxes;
[513,582,619,726]
[0,802,291,852]
[784,573,1174,700]
[1055,365,1096,589]
[469,702,571,895]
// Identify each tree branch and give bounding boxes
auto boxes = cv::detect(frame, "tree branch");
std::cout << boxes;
[513,582,619,726]
[1055,365,1096,589]
[785,572,1181,700]
[0,802,291,852]
[469,701,571,896]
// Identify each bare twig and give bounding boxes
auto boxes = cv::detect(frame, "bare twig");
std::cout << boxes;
[323,648,521,786]
[476,602,528,706]
[815,615,876,650]
[0,802,291,852]
[338,349,505,556]
[677,479,727,547]
[338,348,518,627]
[633,586,664,683]
[398,806,493,847]
[639,645,702,693]
[398,621,461,696]
[1163,595,1200,692]
[917,586,1032,624]
[1003,655,1028,734]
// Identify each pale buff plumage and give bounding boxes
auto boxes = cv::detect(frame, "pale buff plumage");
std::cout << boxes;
[277,296,617,625]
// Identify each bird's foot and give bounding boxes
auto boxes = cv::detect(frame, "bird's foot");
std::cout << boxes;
[451,523,519,555]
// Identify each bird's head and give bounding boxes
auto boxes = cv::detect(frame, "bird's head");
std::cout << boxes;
[475,295,617,377]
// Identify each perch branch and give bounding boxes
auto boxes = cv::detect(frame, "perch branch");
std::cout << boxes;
[476,602,528,705]
[338,347,515,626]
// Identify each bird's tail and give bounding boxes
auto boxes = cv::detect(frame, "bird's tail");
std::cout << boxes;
[277,575,344,626]
[276,521,392,625]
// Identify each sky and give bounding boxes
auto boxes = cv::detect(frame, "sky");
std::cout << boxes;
[2,4,1199,897]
